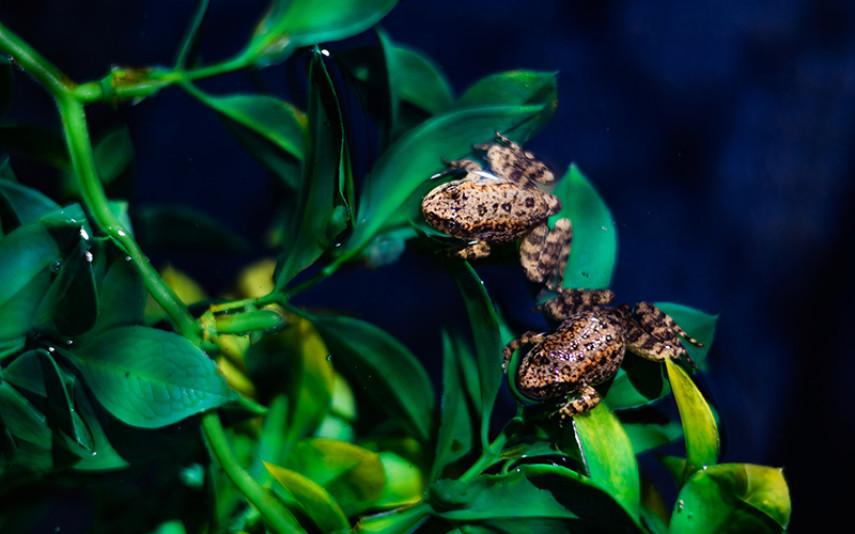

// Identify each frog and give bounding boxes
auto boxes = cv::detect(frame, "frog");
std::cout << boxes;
[421,132,573,290]
[503,288,703,420]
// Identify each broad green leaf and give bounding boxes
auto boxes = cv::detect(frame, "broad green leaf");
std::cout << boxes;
[275,49,351,289]
[520,464,647,533]
[69,326,234,428]
[0,380,53,473]
[288,438,386,516]
[622,420,683,455]
[431,470,576,521]
[574,403,640,518]
[390,43,454,116]
[449,262,502,445]
[431,329,480,481]
[0,222,61,346]
[0,123,69,170]
[189,90,306,185]
[89,243,146,333]
[338,104,548,262]
[69,380,130,471]
[670,463,790,533]
[306,312,434,441]
[134,204,249,254]
[265,461,350,532]
[35,238,97,336]
[0,178,61,228]
[457,71,557,134]
[249,0,398,65]
[550,164,617,290]
[374,451,424,508]
[666,358,719,479]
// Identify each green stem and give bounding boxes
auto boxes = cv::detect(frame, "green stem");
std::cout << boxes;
[459,427,512,483]
[0,20,71,98]
[201,412,305,534]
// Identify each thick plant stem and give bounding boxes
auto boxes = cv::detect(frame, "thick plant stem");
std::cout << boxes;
[201,412,305,533]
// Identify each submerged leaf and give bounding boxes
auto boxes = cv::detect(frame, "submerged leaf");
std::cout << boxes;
[265,461,350,532]
[666,358,719,479]
[69,326,233,428]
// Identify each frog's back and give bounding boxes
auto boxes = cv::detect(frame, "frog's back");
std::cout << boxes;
[422,181,558,242]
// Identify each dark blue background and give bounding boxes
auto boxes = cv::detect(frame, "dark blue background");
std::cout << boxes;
[3,1,853,531]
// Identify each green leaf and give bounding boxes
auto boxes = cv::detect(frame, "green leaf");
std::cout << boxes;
[457,70,557,134]
[622,420,683,455]
[390,43,453,116]
[431,329,480,481]
[666,358,719,479]
[0,221,61,347]
[374,451,424,508]
[133,204,249,254]
[339,104,548,262]
[88,242,146,333]
[288,438,386,516]
[573,403,640,518]
[0,123,70,170]
[275,49,352,289]
[265,461,350,532]
[670,463,791,533]
[189,90,306,186]
[550,164,617,290]
[0,177,61,228]
[520,464,647,533]
[431,470,576,521]
[35,238,97,336]
[248,0,398,66]
[306,312,434,441]
[449,262,502,445]
[69,326,234,428]
[0,380,53,473]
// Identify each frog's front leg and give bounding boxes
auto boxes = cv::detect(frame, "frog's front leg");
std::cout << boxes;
[502,330,545,371]
[453,240,491,261]
[519,218,572,291]
[556,385,601,420]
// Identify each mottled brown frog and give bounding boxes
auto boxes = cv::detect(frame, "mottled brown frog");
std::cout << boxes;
[421,132,572,289]
[503,289,703,420]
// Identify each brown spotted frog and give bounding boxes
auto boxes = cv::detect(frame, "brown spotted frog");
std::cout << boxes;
[503,289,703,420]
[421,132,572,289]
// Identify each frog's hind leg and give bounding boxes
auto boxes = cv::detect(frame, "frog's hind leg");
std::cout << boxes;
[520,218,572,291]
[625,302,703,369]
[475,132,556,186]
[556,385,601,421]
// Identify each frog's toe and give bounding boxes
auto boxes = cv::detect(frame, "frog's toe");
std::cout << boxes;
[557,385,600,421]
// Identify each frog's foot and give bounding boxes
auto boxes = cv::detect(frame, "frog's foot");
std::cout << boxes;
[442,158,485,179]
[475,132,556,186]
[537,288,616,322]
[502,330,545,371]
[625,302,703,369]
[557,385,600,421]
[452,241,491,261]
[519,218,572,291]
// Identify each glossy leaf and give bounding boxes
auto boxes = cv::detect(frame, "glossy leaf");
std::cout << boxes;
[390,43,454,116]
[0,221,61,347]
[666,358,719,478]
[0,177,61,228]
[275,49,351,289]
[431,329,480,481]
[450,262,502,444]
[457,70,557,135]
[0,380,54,473]
[550,164,617,290]
[265,461,350,532]
[670,463,790,533]
[573,403,641,518]
[134,204,249,254]
[69,326,234,428]
[288,438,386,516]
[622,421,683,455]
[249,0,398,66]
[374,451,424,508]
[431,469,575,522]
[521,464,647,533]
[307,312,434,441]
[339,104,548,261]
[68,380,130,471]
[35,238,97,336]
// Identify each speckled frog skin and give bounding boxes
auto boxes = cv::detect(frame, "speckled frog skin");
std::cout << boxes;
[421,133,572,289]
[503,289,703,420]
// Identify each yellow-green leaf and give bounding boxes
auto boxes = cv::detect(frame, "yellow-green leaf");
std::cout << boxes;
[265,461,350,532]
[666,358,719,479]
